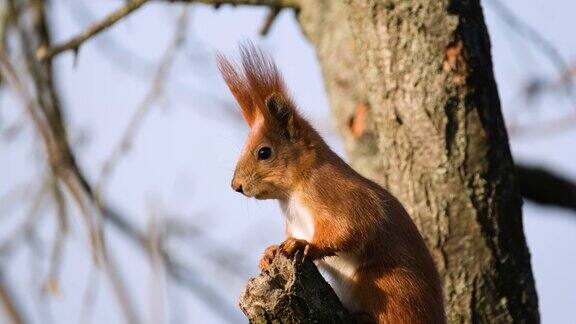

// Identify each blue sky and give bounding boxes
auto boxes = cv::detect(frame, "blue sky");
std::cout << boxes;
[1,0,575,323]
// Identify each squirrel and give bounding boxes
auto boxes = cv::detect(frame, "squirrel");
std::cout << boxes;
[217,43,446,324]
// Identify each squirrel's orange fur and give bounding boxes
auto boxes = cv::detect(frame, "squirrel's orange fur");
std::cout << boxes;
[218,44,446,324]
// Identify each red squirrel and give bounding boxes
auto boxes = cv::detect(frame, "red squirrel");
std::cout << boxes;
[217,44,445,324]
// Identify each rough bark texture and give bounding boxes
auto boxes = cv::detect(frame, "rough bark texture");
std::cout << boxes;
[239,253,351,323]
[293,0,539,323]
[188,0,540,322]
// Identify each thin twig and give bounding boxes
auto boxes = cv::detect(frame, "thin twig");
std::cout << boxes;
[64,0,245,127]
[64,0,153,78]
[146,206,166,324]
[78,265,100,324]
[3,3,249,323]
[259,6,280,36]
[44,176,68,295]
[164,254,244,323]
[485,0,576,107]
[0,179,49,262]
[4,1,141,322]
[36,0,151,61]
[508,114,576,139]
[0,271,30,324]
[0,178,40,220]
[5,0,102,267]
[103,205,244,323]
[97,7,190,195]
[25,227,55,324]
[0,0,12,58]
[485,0,568,76]
[160,0,299,8]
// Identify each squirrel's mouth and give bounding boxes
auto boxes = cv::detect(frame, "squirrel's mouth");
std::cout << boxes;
[236,186,258,198]
[238,182,275,200]
[251,188,276,200]
[253,191,267,199]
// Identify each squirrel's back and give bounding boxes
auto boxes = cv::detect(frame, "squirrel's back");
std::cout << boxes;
[296,149,445,323]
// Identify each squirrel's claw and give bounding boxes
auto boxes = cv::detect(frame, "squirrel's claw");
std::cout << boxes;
[303,244,310,262]
[279,237,311,261]
[260,239,311,272]
[259,244,279,272]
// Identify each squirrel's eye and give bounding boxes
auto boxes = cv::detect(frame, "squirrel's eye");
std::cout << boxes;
[258,147,272,160]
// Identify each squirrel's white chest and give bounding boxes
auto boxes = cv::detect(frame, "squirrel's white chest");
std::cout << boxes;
[279,195,360,311]
[280,195,315,241]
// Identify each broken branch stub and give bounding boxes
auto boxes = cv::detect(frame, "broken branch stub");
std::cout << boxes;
[239,252,352,323]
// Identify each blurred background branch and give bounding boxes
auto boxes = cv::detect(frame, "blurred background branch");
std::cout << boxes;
[0,0,575,323]
[0,270,30,324]
[36,0,152,62]
[516,164,576,213]
[97,7,189,195]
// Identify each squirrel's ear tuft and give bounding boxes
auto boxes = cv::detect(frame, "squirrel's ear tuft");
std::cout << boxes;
[265,93,298,139]
[217,42,294,129]
[216,53,256,126]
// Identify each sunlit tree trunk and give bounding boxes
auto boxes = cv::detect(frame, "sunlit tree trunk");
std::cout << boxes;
[292,0,539,322]
[9,0,539,322]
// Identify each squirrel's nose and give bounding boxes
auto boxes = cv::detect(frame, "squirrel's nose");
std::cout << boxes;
[231,180,243,193]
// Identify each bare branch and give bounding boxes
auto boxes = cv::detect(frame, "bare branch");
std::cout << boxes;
[146,208,167,324]
[0,0,12,57]
[103,204,244,323]
[2,1,141,322]
[35,0,298,62]
[97,7,190,194]
[485,0,576,107]
[524,65,576,100]
[36,0,151,61]
[507,113,576,138]
[3,2,293,323]
[0,180,49,261]
[64,0,154,78]
[163,253,244,323]
[485,0,569,77]
[158,0,298,8]
[44,175,69,294]
[78,266,100,324]
[259,6,281,36]
[0,271,30,324]
[516,164,576,213]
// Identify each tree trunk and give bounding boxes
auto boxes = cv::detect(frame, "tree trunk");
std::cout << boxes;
[293,0,539,323]
[174,0,539,321]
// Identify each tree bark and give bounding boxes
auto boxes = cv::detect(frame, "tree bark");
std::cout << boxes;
[239,253,352,323]
[294,0,539,323]
[171,0,540,322]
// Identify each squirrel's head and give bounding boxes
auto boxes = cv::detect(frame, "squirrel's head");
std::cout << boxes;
[217,44,319,200]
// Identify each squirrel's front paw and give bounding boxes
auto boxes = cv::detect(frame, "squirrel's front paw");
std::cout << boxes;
[279,237,311,260]
[259,244,279,272]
